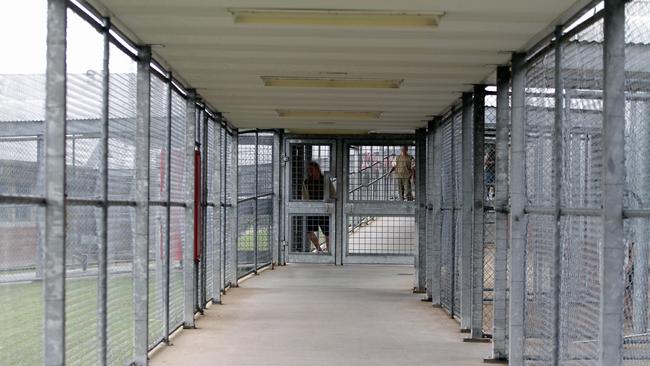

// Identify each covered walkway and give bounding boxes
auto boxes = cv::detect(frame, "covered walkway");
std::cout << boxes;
[150,264,489,366]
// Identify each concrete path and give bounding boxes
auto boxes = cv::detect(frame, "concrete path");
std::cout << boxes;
[150,264,491,366]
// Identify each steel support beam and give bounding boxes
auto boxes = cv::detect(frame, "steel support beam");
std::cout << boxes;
[470,85,486,340]
[508,53,527,366]
[97,20,110,366]
[335,137,344,266]
[551,25,564,365]
[212,118,222,304]
[229,130,239,286]
[132,45,151,366]
[460,92,474,330]
[162,75,173,343]
[254,131,259,273]
[429,118,443,306]
[415,128,427,293]
[183,90,197,328]
[272,131,281,266]
[44,1,66,364]
[425,121,435,301]
[600,0,625,365]
[490,65,511,361]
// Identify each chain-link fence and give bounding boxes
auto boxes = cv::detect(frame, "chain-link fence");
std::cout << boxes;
[0,2,278,364]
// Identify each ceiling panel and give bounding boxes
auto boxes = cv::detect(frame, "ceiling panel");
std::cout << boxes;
[94,0,587,133]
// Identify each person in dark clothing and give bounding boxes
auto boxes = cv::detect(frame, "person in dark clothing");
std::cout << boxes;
[302,161,336,252]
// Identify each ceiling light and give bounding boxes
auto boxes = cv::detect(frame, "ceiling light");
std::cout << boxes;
[261,76,403,89]
[276,110,382,120]
[229,9,444,28]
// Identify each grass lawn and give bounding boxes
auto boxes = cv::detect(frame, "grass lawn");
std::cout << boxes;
[0,268,184,366]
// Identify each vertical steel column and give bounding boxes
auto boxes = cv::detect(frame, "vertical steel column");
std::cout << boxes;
[163,74,172,343]
[430,118,443,306]
[199,109,208,309]
[212,118,222,304]
[509,53,526,365]
[222,124,228,286]
[449,107,458,317]
[415,128,427,292]
[133,45,151,366]
[600,0,625,364]
[413,128,427,293]
[183,90,197,328]
[254,131,259,273]
[460,92,474,330]
[551,25,564,365]
[425,121,435,301]
[230,130,239,285]
[97,19,110,366]
[490,65,511,360]
[272,131,281,266]
[335,138,344,266]
[44,1,66,364]
[469,85,486,339]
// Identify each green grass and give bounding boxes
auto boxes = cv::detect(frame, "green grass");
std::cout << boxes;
[0,268,183,366]
[237,229,271,251]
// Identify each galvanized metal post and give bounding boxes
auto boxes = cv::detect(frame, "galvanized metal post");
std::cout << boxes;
[490,65,511,361]
[44,1,66,364]
[254,131,259,273]
[222,125,228,286]
[430,117,443,306]
[551,25,564,365]
[230,130,239,285]
[335,137,344,266]
[272,131,281,266]
[460,92,474,330]
[97,19,110,366]
[508,53,526,366]
[450,107,458,317]
[163,75,173,342]
[133,45,151,366]
[600,0,625,364]
[212,118,222,304]
[183,90,197,328]
[469,85,486,340]
[425,121,435,301]
[414,128,427,292]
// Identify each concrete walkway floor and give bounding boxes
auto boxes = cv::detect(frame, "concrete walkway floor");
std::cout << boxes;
[150,264,491,366]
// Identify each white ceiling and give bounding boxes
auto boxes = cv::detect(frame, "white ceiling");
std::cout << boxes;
[92,0,588,134]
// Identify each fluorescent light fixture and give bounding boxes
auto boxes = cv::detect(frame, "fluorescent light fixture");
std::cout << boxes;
[276,110,382,120]
[230,9,444,28]
[261,76,403,89]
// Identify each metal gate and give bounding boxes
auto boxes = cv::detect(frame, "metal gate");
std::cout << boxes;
[283,138,338,264]
[342,139,416,265]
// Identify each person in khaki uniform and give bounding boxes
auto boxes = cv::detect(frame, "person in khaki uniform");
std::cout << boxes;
[390,146,415,201]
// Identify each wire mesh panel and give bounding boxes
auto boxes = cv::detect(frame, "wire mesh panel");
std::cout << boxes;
[224,132,236,284]
[168,206,185,330]
[237,199,256,276]
[453,110,463,318]
[347,216,415,255]
[623,1,650,363]
[148,74,168,346]
[291,215,332,253]
[483,95,497,335]
[439,117,454,313]
[65,205,100,365]
[170,91,187,203]
[558,18,604,365]
[257,196,273,266]
[106,40,138,365]
[348,145,415,201]
[238,133,256,201]
[523,50,556,366]
[148,205,166,346]
[290,144,332,201]
[258,133,274,196]
[63,12,104,365]
[107,206,135,365]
